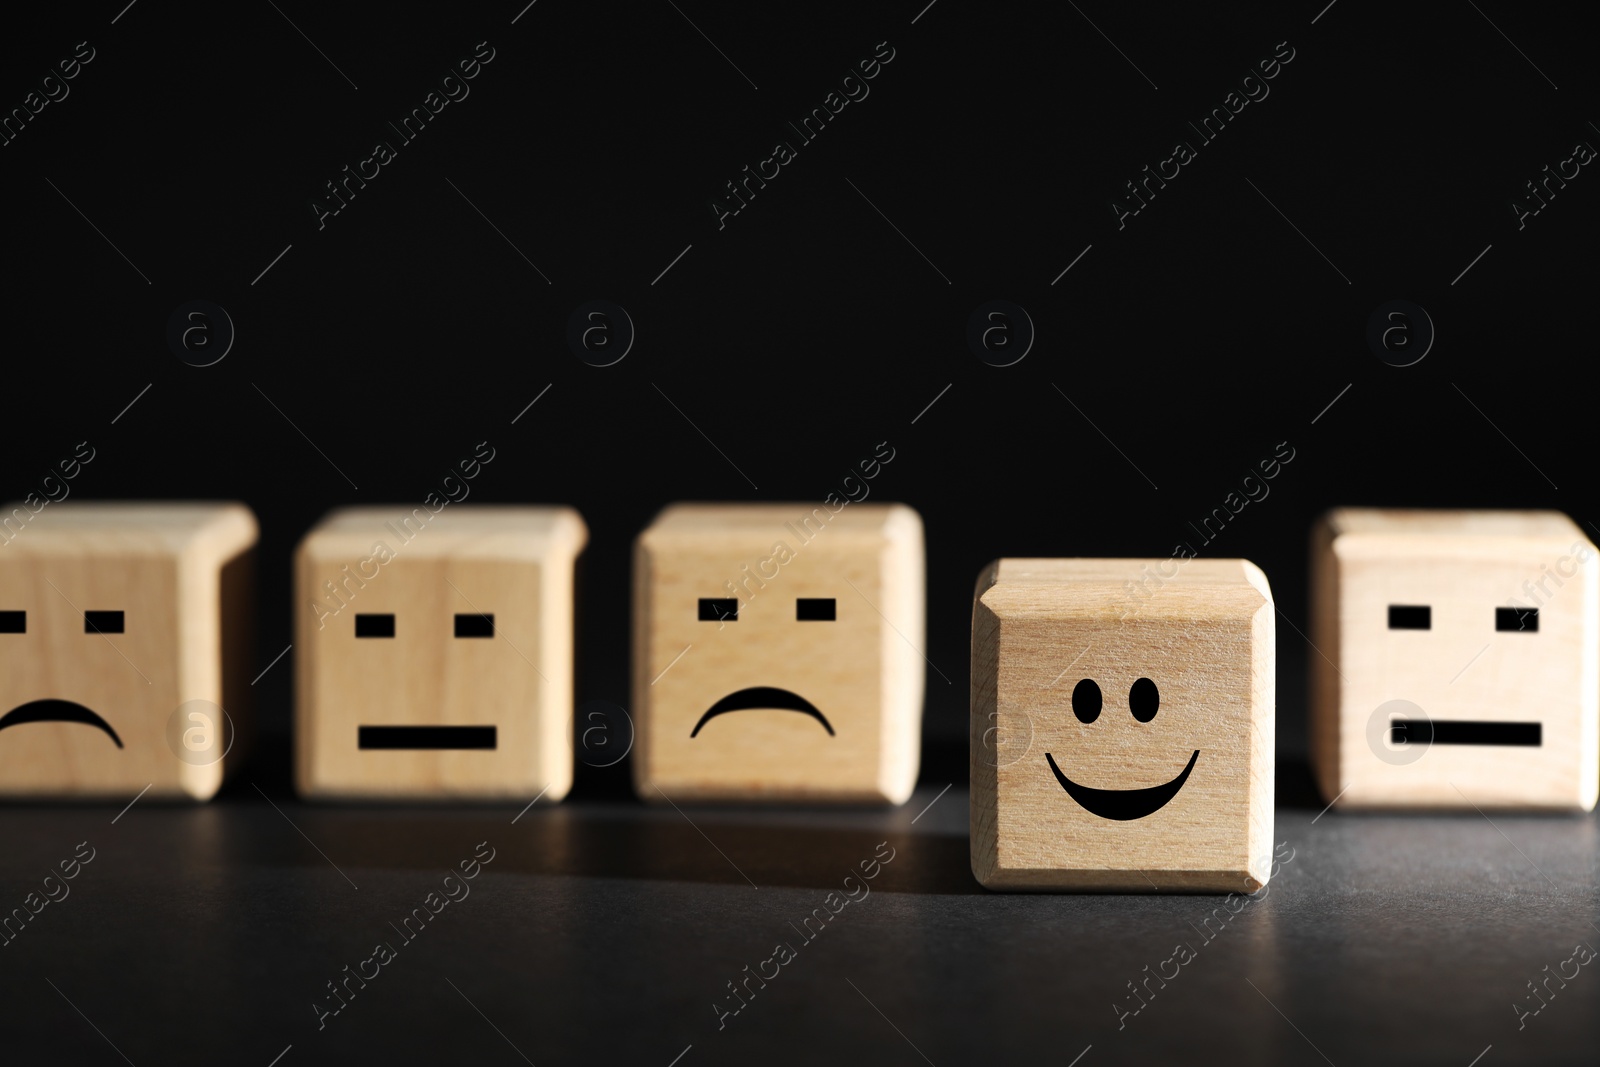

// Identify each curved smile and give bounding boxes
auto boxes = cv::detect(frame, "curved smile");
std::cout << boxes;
[0,700,124,748]
[691,687,835,737]
[1045,749,1199,820]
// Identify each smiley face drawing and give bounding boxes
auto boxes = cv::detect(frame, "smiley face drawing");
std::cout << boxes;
[1046,677,1199,820]
[633,504,925,804]
[970,558,1275,892]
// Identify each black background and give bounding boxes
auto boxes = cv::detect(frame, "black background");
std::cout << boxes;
[2,2,1596,1064]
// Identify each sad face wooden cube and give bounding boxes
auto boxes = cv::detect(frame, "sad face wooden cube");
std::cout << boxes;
[0,502,257,801]
[295,505,586,801]
[970,558,1275,892]
[1310,509,1598,811]
[632,503,925,804]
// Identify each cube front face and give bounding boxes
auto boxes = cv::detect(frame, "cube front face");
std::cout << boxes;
[633,505,924,804]
[0,503,256,801]
[971,560,1274,892]
[295,507,583,801]
[1313,511,1599,810]
[0,554,188,797]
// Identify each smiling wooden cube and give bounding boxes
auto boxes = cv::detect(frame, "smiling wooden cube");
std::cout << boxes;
[295,505,586,801]
[633,503,925,804]
[0,502,258,801]
[1310,509,1598,811]
[970,558,1275,892]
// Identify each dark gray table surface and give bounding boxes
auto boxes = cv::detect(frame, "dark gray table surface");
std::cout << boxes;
[2,748,1597,1066]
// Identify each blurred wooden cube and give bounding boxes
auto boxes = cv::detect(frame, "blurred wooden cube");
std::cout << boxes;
[0,502,257,801]
[1310,508,1598,811]
[295,505,586,801]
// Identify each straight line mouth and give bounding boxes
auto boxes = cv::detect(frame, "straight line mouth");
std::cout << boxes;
[358,726,497,750]
[1389,720,1540,746]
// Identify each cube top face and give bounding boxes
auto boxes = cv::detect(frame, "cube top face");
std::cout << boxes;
[1313,509,1598,811]
[1,501,258,559]
[295,506,586,800]
[972,558,1275,892]
[633,503,924,804]
[978,557,1273,617]
[302,505,582,562]
[1327,507,1580,540]
[0,502,258,800]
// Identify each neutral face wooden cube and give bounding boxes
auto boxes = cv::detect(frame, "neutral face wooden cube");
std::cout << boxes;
[295,505,586,801]
[970,558,1275,892]
[1310,509,1599,811]
[0,502,258,801]
[632,503,924,804]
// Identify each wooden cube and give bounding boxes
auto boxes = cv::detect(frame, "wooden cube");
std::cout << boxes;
[970,558,1275,892]
[632,503,924,804]
[295,505,586,801]
[1310,509,1598,811]
[0,502,258,801]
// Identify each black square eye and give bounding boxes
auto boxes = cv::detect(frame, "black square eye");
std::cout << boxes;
[1388,605,1431,630]
[699,598,738,622]
[355,613,396,638]
[0,611,23,633]
[796,598,836,621]
[1496,607,1538,633]
[85,611,124,634]
[455,613,494,638]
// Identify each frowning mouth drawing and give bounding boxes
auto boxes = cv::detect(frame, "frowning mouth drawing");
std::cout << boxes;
[0,700,124,748]
[691,687,835,737]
